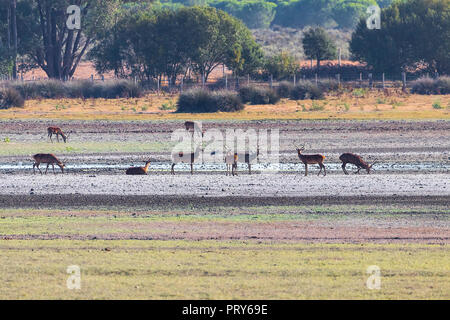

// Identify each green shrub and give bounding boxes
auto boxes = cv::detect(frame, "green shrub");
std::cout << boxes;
[411,77,450,95]
[318,79,340,92]
[432,101,443,109]
[277,81,295,98]
[0,87,24,109]
[290,81,324,100]
[239,85,280,104]
[177,89,243,113]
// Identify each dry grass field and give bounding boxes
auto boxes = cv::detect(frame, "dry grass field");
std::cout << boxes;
[0,91,448,121]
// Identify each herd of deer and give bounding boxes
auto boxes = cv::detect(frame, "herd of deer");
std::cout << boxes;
[31,122,376,176]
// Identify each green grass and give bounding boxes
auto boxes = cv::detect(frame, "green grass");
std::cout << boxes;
[0,240,448,299]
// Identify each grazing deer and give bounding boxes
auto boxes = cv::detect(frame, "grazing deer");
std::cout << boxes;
[126,160,151,175]
[47,126,68,143]
[224,149,238,176]
[295,145,326,176]
[171,147,202,175]
[33,154,65,174]
[339,153,376,175]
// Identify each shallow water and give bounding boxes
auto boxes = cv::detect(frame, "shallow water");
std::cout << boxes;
[1,161,449,174]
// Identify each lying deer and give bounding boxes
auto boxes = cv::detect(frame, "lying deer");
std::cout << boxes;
[33,154,65,174]
[295,145,326,176]
[126,160,151,175]
[339,153,376,174]
[47,126,68,143]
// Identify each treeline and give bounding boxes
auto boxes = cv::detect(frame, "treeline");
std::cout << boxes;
[159,0,395,29]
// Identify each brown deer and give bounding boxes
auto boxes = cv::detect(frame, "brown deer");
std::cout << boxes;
[236,147,260,175]
[224,149,238,176]
[339,153,376,175]
[295,145,326,176]
[33,154,65,174]
[184,121,205,137]
[47,126,68,143]
[126,160,151,175]
[171,147,201,175]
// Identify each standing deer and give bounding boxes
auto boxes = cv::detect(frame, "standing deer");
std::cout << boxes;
[33,154,65,174]
[224,149,238,176]
[47,126,68,143]
[236,147,260,175]
[171,147,202,175]
[339,153,376,175]
[295,145,326,176]
[126,160,151,175]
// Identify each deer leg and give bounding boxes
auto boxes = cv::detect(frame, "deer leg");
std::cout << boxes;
[36,163,43,175]
[248,163,251,175]
[321,163,326,176]
[45,164,49,174]
[56,134,60,143]
[304,163,308,176]
[171,163,175,175]
[342,163,349,175]
[317,164,322,176]
[33,163,37,174]
[52,164,56,174]
[49,133,53,143]
[190,163,193,175]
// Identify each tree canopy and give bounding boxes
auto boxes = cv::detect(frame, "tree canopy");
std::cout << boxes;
[350,0,450,74]
[303,27,337,70]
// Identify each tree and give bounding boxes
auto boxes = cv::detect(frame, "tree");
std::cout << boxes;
[264,51,299,80]
[302,27,337,71]
[91,6,263,82]
[0,0,121,79]
[350,0,450,74]
[331,0,377,29]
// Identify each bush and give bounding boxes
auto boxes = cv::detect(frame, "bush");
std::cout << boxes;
[8,80,143,100]
[318,79,340,92]
[0,87,25,109]
[177,89,243,113]
[239,85,280,104]
[290,81,324,100]
[277,81,295,98]
[411,77,450,95]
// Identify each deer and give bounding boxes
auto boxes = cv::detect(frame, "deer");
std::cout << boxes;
[126,160,151,175]
[33,154,65,174]
[184,121,205,137]
[47,126,68,143]
[339,153,376,175]
[224,148,238,176]
[171,147,202,175]
[295,145,326,176]
[237,147,260,175]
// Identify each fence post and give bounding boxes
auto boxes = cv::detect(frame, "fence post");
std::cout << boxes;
[382,73,385,89]
[91,74,94,82]
[293,74,296,86]
[338,48,341,67]
[315,73,318,86]
[202,74,205,88]
[270,74,273,88]
[180,77,183,93]
[101,75,104,82]
[247,74,250,86]
[368,73,373,89]
[402,72,406,92]
[235,76,239,90]
[225,75,228,90]
[157,76,160,94]
[337,74,341,86]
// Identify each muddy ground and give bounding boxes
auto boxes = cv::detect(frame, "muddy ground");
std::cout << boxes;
[0,119,448,244]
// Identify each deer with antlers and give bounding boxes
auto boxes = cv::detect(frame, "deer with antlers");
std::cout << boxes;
[339,153,376,175]
[295,145,326,176]
[47,126,68,143]
[126,160,151,175]
[33,154,65,174]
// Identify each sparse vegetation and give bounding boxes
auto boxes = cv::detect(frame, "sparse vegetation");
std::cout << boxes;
[411,77,450,95]
[239,85,280,104]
